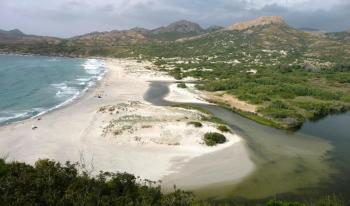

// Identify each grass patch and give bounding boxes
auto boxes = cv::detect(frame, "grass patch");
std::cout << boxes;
[204,132,227,146]
[173,104,211,115]
[235,109,298,130]
[217,125,230,133]
[173,104,227,125]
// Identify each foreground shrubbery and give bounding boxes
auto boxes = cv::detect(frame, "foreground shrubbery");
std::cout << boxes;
[0,159,192,206]
[203,132,227,146]
[0,159,347,206]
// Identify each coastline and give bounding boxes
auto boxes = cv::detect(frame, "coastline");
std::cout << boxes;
[0,58,255,190]
[0,55,106,126]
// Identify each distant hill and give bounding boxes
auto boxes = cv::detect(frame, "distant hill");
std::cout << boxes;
[136,16,350,64]
[1,16,350,61]
[299,27,322,32]
[0,29,25,36]
[327,30,350,42]
[0,20,210,56]
[226,16,285,31]
[0,29,60,48]
[152,20,203,34]
[205,25,223,32]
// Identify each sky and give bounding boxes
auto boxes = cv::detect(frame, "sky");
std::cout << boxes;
[0,0,349,38]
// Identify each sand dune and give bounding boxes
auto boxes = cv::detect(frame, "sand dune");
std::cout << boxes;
[0,58,254,189]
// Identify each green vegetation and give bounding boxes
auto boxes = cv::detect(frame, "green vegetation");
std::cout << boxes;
[158,61,350,129]
[0,159,346,205]
[128,24,350,129]
[0,159,192,205]
[203,132,227,146]
[217,125,230,133]
[234,108,286,129]
[187,121,203,128]
[177,82,187,88]
[316,194,346,206]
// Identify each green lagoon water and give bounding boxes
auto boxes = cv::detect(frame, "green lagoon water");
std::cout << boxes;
[145,81,350,202]
[0,54,105,125]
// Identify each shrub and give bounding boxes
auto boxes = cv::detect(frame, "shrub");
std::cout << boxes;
[170,68,183,80]
[177,82,187,88]
[187,121,203,128]
[0,159,194,205]
[266,200,306,206]
[317,195,345,206]
[204,132,227,146]
[217,125,230,133]
[0,159,345,206]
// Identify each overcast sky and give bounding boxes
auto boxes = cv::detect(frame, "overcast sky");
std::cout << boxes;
[0,0,349,38]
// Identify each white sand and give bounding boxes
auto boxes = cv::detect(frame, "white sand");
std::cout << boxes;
[0,58,254,189]
[164,83,208,104]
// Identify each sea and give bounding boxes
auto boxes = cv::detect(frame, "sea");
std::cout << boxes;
[0,54,106,125]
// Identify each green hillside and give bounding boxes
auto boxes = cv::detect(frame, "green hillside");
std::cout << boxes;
[132,22,350,129]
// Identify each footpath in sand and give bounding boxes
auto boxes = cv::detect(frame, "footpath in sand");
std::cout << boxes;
[0,59,254,190]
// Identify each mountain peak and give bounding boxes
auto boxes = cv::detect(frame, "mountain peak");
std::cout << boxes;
[168,20,198,26]
[9,29,24,35]
[153,20,203,34]
[226,16,286,31]
[0,29,25,36]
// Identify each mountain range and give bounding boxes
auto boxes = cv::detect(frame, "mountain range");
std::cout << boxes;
[0,20,220,45]
[0,16,349,60]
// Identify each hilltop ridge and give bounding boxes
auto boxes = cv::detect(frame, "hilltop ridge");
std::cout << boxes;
[226,16,286,30]
[0,29,25,36]
[152,20,203,34]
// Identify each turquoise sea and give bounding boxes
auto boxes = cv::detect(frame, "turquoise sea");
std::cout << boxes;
[0,54,105,125]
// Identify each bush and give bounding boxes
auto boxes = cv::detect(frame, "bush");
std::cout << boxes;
[177,82,187,88]
[187,121,203,128]
[0,159,345,206]
[316,195,345,206]
[217,125,230,133]
[170,68,183,80]
[266,200,306,206]
[204,132,227,146]
[0,159,193,205]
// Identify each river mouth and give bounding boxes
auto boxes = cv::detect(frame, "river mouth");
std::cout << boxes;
[144,81,348,201]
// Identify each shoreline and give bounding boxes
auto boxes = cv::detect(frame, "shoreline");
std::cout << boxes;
[0,55,106,127]
[0,58,255,191]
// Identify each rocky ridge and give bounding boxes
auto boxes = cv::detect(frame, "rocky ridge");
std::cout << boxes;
[226,16,286,31]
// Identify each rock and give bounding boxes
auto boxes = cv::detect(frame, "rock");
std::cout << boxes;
[226,16,286,31]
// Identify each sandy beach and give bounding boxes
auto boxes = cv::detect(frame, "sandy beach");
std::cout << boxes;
[0,58,254,190]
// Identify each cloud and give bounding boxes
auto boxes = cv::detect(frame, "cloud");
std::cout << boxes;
[0,0,349,37]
